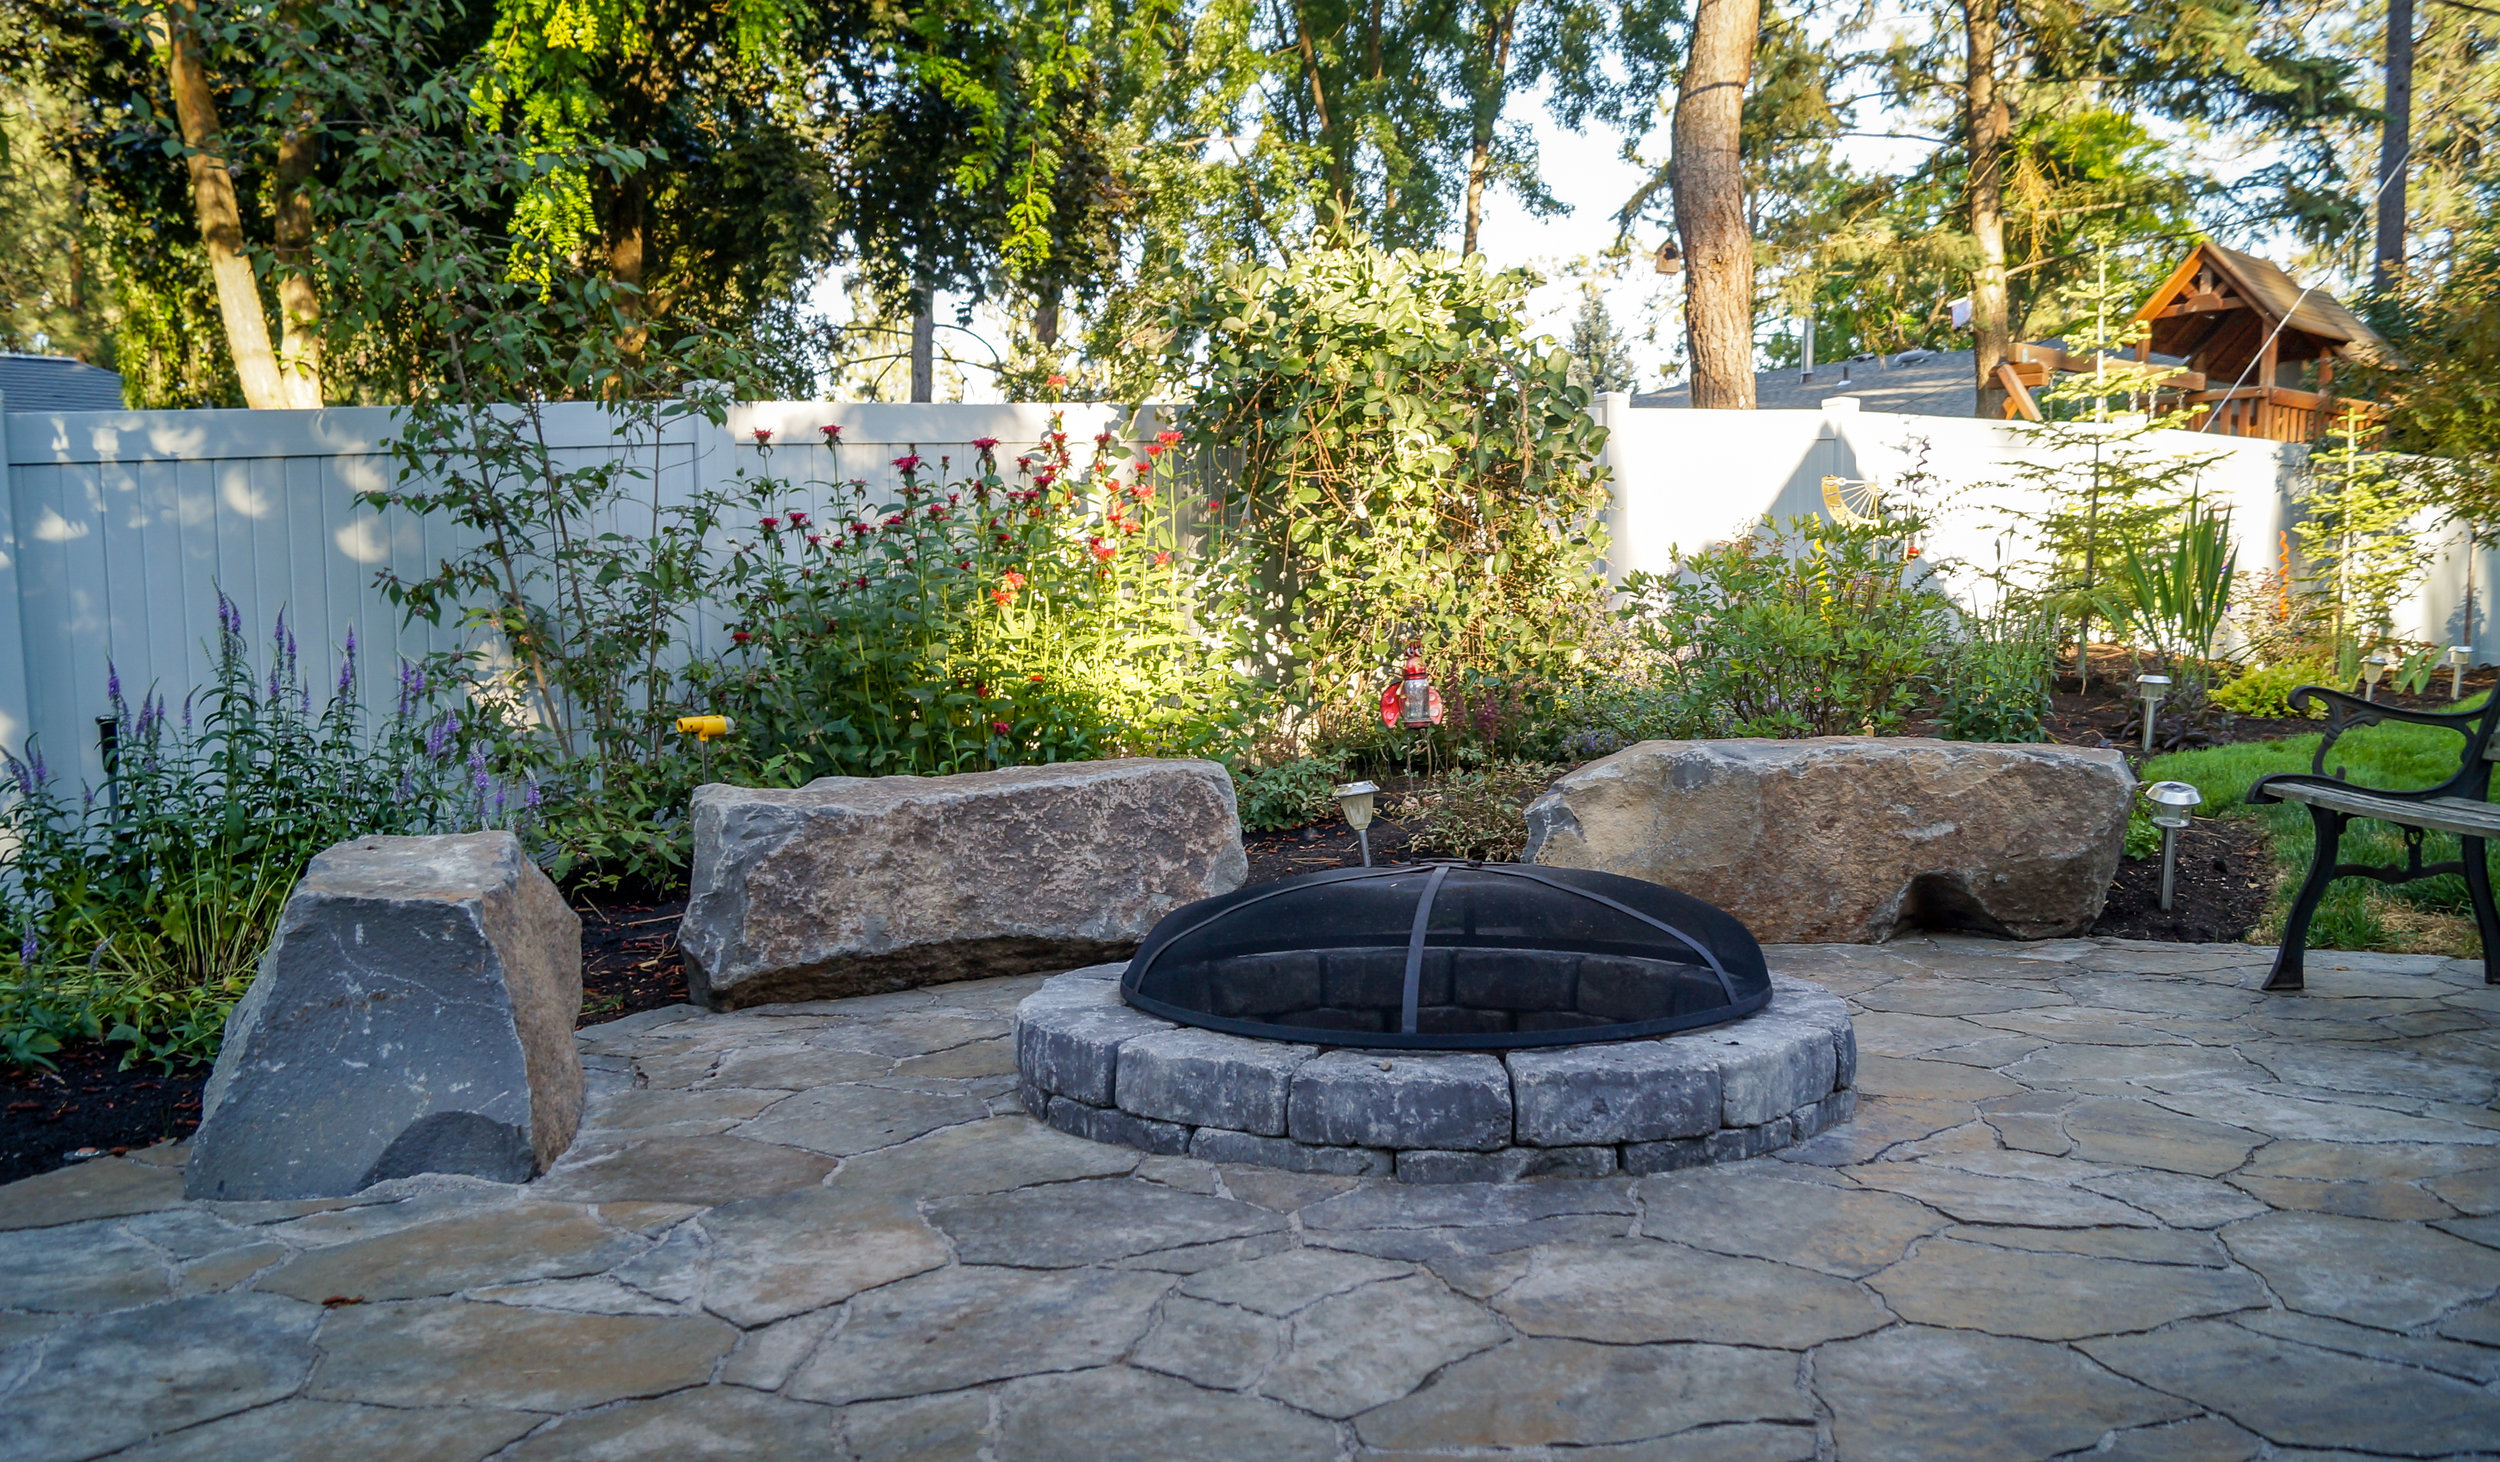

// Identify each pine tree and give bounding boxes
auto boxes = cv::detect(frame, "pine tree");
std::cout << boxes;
[1567,286,1638,395]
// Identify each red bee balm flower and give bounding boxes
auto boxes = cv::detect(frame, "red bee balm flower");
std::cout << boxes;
[1047,374,1068,389]
[892,454,922,473]
[1154,550,1173,567]
[992,721,1011,736]
[1158,430,1183,446]
[971,437,1000,450]
[758,517,779,530]
[732,631,752,643]
[1090,540,1115,561]
[752,428,773,445]
[820,424,843,441]
[1002,571,1028,588]
[786,510,808,527]
[992,588,1015,606]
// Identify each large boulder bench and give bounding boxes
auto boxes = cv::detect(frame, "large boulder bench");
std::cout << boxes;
[1523,738,2133,943]
[185,832,585,1201]
[679,758,1249,1010]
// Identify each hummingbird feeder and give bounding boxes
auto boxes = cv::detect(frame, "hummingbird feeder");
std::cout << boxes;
[1380,642,1446,730]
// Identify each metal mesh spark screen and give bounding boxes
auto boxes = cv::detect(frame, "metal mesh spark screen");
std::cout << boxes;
[1121,863,1771,1049]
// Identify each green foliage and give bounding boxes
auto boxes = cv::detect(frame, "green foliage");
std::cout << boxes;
[1179,242,1613,727]
[1393,762,1564,862]
[1937,637,2053,743]
[0,594,512,1069]
[1232,753,1351,832]
[694,420,1255,785]
[2210,662,2330,720]
[2299,406,2431,649]
[2108,498,2238,682]
[1620,516,1951,739]
[1565,285,1636,395]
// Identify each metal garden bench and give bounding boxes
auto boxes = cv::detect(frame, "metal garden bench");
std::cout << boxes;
[2246,685,2500,991]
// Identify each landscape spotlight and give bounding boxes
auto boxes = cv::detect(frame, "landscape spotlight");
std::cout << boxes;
[2135,674,2171,751]
[2143,780,2204,912]
[1334,781,1381,867]
[2362,655,2388,702]
[2450,645,2472,700]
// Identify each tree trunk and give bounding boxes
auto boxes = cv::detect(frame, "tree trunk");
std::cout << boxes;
[910,292,935,402]
[1673,0,1759,409]
[1461,2,1518,257]
[159,2,288,409]
[609,174,648,362]
[1964,0,2012,419]
[2372,0,2413,294]
[272,114,323,408]
[1034,295,1059,347]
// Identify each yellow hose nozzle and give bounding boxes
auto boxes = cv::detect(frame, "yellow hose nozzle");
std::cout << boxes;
[675,715,734,742]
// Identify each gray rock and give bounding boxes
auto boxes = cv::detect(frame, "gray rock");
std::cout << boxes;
[1817,1325,2193,1462]
[1014,972,1175,1107]
[786,1265,1174,1404]
[1716,1010,1841,1127]
[1525,738,2133,942]
[1045,1096,1191,1156]
[1189,1129,1393,1176]
[1118,1029,1314,1135]
[924,1177,1285,1268]
[1260,1273,1506,1417]
[1508,1041,1720,1145]
[186,833,583,1201]
[1395,1146,1619,1183]
[996,1364,1339,1460]
[1289,1051,1512,1151]
[681,760,1247,1008]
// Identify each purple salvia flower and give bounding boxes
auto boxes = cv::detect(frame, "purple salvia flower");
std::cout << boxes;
[181,691,195,733]
[396,769,413,803]
[107,662,122,707]
[493,782,507,819]
[425,715,453,760]
[18,926,34,965]
[29,749,46,787]
[338,627,357,699]
[523,778,543,811]
[396,661,417,719]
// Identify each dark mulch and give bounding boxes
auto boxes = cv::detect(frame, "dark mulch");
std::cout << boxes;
[0,1044,205,1187]
[578,896,692,1028]
[2006,650,2496,757]
[2093,815,2276,944]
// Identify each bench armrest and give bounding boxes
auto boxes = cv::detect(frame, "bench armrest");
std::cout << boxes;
[2289,686,2491,779]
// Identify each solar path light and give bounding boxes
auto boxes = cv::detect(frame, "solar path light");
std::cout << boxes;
[2143,780,2204,912]
[2363,654,2388,702]
[1334,782,1381,867]
[2135,674,2171,751]
[2451,645,2472,700]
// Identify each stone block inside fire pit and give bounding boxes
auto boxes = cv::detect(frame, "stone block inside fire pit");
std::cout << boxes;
[681,758,1247,1009]
[186,832,584,1201]
[1523,738,2133,943]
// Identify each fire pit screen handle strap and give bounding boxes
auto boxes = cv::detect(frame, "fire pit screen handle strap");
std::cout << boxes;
[1399,865,1451,1034]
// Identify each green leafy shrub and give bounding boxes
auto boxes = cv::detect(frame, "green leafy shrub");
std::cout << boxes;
[1178,243,1613,731]
[2210,662,2330,719]
[1394,762,1565,861]
[1232,754,1352,832]
[1620,516,1951,738]
[694,419,1255,790]
[1937,638,2053,743]
[1,596,512,1068]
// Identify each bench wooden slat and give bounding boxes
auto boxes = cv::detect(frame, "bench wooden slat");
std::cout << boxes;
[2263,782,2500,839]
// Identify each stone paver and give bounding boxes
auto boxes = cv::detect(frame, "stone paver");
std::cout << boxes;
[3,945,2497,1459]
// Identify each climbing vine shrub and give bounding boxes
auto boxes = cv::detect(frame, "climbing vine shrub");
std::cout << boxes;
[1176,244,1613,726]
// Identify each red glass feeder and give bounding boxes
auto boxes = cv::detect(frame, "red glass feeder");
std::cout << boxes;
[1380,643,1445,729]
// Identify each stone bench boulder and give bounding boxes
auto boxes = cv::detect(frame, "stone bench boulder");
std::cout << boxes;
[680,758,1248,1010]
[1523,738,2132,943]
[186,832,584,1201]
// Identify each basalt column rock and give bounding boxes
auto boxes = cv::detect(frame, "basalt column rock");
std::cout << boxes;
[681,759,1248,1009]
[186,832,584,1201]
[1524,738,2133,943]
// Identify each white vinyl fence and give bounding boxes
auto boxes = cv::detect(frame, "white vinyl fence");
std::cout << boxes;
[1,389,2482,785]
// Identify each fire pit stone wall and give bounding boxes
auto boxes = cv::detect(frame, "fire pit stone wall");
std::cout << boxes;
[1014,965,1856,1182]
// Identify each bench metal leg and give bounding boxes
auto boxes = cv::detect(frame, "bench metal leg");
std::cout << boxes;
[2464,838,2500,986]
[2267,807,2347,992]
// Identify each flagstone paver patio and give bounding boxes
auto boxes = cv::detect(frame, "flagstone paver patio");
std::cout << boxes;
[3,935,2497,1460]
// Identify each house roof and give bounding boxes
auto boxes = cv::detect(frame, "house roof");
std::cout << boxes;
[2136,242,2397,368]
[1637,348,1983,415]
[0,353,127,412]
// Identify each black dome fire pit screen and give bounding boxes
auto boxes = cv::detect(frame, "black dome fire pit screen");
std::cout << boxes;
[1121,862,1771,1050]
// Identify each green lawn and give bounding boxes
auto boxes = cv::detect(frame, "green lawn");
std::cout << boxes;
[2142,698,2493,955]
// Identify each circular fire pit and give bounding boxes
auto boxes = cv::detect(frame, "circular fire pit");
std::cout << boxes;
[1013,864,1857,1182]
